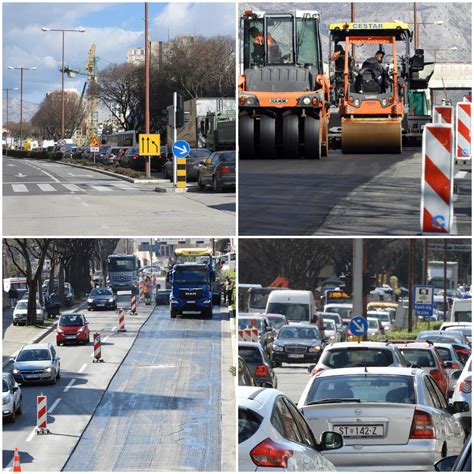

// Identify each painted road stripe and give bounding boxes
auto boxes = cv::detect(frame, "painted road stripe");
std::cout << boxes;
[48,398,61,414]
[78,363,87,373]
[89,185,112,192]
[62,183,82,192]
[454,171,468,179]
[37,183,57,192]
[22,161,60,182]
[12,184,28,192]
[111,182,135,190]
[64,378,76,392]
[26,428,36,442]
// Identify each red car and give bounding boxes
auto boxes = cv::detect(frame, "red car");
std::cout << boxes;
[396,342,450,398]
[56,313,90,346]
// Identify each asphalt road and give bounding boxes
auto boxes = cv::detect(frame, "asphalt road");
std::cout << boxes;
[3,299,232,471]
[3,157,235,235]
[239,148,471,236]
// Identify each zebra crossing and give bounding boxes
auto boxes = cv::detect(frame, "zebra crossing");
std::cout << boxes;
[4,181,140,196]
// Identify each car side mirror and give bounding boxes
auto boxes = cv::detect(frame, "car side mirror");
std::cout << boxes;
[56,357,61,361]
[9,357,15,363]
[261,382,273,388]
[434,456,457,471]
[12,386,19,393]
[451,370,462,380]
[307,364,316,374]
[449,401,470,414]
[319,431,343,451]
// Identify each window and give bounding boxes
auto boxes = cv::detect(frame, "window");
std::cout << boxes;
[284,398,316,448]
[321,347,394,368]
[271,397,303,443]
[239,407,262,444]
[239,347,263,365]
[423,376,443,409]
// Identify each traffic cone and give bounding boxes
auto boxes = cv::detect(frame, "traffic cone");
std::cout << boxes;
[12,448,21,472]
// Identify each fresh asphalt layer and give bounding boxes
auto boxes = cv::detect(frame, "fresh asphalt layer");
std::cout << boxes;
[3,157,235,235]
[239,148,471,236]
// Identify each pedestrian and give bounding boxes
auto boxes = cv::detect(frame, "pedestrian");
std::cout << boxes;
[225,277,233,306]
[144,278,151,305]
[8,287,18,308]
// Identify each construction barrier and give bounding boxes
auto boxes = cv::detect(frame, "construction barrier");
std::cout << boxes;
[92,333,103,362]
[238,328,259,343]
[420,124,454,234]
[139,282,144,303]
[456,102,471,159]
[12,448,21,472]
[117,308,126,332]
[176,157,186,188]
[36,394,49,434]
[130,295,137,315]
[432,105,453,125]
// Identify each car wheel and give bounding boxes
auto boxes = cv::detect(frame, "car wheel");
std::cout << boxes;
[9,408,16,423]
[171,309,178,319]
[16,399,22,416]
[212,176,223,193]
[56,340,61,346]
[56,369,61,380]
[198,174,205,191]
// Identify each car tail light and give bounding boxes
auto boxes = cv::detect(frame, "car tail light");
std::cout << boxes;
[311,97,319,106]
[255,364,268,377]
[250,438,293,468]
[460,378,472,394]
[348,96,354,104]
[455,348,471,357]
[220,166,230,174]
[133,155,139,160]
[310,367,325,377]
[239,96,246,106]
[410,409,435,439]
[388,96,394,103]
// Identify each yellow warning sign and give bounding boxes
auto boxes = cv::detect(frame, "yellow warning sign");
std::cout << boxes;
[139,134,161,156]
[90,136,100,147]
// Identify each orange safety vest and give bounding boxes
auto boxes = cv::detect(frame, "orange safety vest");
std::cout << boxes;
[144,282,149,294]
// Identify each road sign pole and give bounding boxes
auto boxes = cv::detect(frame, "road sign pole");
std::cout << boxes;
[352,239,364,318]
[173,91,177,187]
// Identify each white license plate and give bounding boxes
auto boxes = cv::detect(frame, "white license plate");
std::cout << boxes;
[25,374,40,379]
[334,424,384,438]
[288,354,305,359]
[65,335,77,339]
[187,301,195,304]
[96,303,105,307]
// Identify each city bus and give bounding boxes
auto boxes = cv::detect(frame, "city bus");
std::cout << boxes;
[107,254,141,292]
[103,130,138,148]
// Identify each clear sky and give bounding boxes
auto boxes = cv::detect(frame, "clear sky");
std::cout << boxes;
[3,2,236,103]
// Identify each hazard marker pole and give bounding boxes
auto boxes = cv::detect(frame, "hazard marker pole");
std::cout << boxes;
[130,295,137,315]
[420,124,454,234]
[92,333,103,362]
[12,448,21,472]
[117,308,126,332]
[139,284,144,304]
[456,102,471,161]
[432,105,453,125]
[36,394,50,435]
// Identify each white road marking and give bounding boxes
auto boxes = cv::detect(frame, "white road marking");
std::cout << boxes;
[15,172,28,178]
[89,185,112,192]
[102,336,109,342]
[48,397,62,413]
[37,183,57,192]
[21,161,60,183]
[26,428,36,442]
[63,378,76,392]
[12,184,28,192]
[7,163,16,167]
[67,172,92,177]
[111,182,135,190]
[62,183,82,192]
[454,171,468,179]
[78,363,87,373]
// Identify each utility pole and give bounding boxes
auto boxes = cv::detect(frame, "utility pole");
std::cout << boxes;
[443,239,448,322]
[423,239,430,328]
[351,3,356,57]
[407,239,416,333]
[413,2,418,50]
[144,2,151,178]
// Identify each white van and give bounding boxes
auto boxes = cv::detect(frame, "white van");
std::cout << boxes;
[266,290,316,325]
[323,303,353,319]
[450,299,472,323]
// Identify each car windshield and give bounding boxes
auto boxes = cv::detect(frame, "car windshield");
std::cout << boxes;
[189,149,212,158]
[368,319,379,329]
[249,293,268,310]
[323,320,336,331]
[435,347,452,362]
[266,316,286,330]
[368,312,390,322]
[323,314,340,324]
[418,333,464,344]
[446,327,472,338]
[173,268,208,284]
[266,302,309,322]
[17,349,51,361]
[239,347,263,364]
[278,326,320,340]
[321,348,394,368]
[219,151,236,162]
[399,349,436,368]
[326,307,352,318]
[59,314,84,326]
[454,310,471,322]
[15,301,40,310]
[239,318,265,331]
[108,258,136,272]
[90,288,113,296]
[305,375,416,405]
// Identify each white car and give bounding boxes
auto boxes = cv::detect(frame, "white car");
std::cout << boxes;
[452,355,471,435]
[239,386,342,471]
[298,367,466,471]
[13,300,45,325]
[2,372,22,422]
[322,319,341,342]
[367,317,384,337]
[366,310,393,332]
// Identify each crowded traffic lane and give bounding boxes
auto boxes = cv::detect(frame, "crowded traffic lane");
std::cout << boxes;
[273,364,309,403]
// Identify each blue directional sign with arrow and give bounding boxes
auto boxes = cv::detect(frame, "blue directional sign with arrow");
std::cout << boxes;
[172,140,190,158]
[349,316,368,337]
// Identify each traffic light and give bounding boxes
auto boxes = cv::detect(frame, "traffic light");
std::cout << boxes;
[363,272,377,295]
[176,94,185,128]
[341,272,353,295]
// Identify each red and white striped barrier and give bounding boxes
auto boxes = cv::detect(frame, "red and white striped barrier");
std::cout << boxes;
[456,102,471,159]
[433,105,453,125]
[238,328,259,343]
[130,295,137,315]
[420,124,454,234]
[117,308,126,332]
[92,333,103,362]
[36,394,49,434]
[139,283,144,303]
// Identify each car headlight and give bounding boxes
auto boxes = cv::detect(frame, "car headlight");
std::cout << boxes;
[384,326,390,331]
[171,298,179,304]
[203,299,211,304]
[3,394,11,404]
[302,96,311,105]
[108,298,115,303]
[57,328,64,333]
[12,368,20,375]
[309,345,321,352]
[330,335,336,340]
[44,367,53,373]
[87,298,93,303]
[354,99,360,106]
[272,344,283,352]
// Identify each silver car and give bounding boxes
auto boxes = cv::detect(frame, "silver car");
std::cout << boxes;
[452,355,472,435]
[11,343,61,385]
[13,300,45,325]
[2,372,22,422]
[433,343,465,396]
[298,367,466,471]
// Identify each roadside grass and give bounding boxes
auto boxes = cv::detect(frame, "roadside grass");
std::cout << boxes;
[371,321,443,341]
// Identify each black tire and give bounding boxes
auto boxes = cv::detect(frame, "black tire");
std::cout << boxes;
[304,115,321,159]
[212,176,223,193]
[9,408,16,423]
[16,399,22,416]
[282,114,299,158]
[56,369,61,380]
[198,173,205,190]
[202,307,213,319]
[170,308,178,319]
[239,114,255,159]
[321,114,329,157]
[260,115,276,159]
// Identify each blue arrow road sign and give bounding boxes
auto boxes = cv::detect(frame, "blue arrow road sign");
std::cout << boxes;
[172,140,190,158]
[349,316,368,337]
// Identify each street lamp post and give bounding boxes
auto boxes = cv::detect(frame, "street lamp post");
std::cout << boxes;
[3,87,18,155]
[41,27,85,140]
[7,66,37,150]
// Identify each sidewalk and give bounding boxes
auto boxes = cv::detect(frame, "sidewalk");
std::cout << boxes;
[2,298,86,369]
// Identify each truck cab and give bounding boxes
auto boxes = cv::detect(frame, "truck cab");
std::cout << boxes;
[169,263,214,319]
